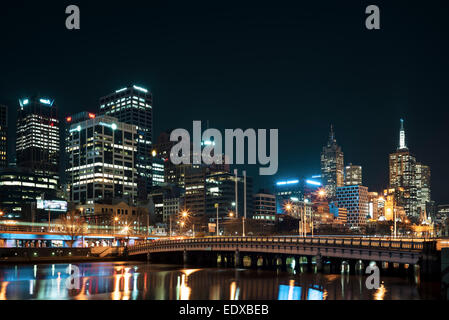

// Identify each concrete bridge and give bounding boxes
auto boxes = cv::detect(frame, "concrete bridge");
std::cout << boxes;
[127,236,441,276]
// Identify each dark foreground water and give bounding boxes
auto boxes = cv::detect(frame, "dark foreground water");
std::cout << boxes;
[0,261,441,300]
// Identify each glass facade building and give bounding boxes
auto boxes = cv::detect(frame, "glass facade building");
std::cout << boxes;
[336,185,369,228]
[0,167,58,220]
[321,125,344,199]
[16,97,59,175]
[99,85,153,199]
[65,115,138,215]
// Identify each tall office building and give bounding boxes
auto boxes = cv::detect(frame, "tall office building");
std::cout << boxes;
[0,167,59,220]
[151,153,165,187]
[253,191,276,217]
[65,114,138,215]
[0,104,7,168]
[205,171,253,218]
[16,97,59,174]
[321,125,344,199]
[416,163,431,218]
[184,166,208,217]
[344,163,362,186]
[274,178,302,214]
[99,85,153,199]
[389,119,419,218]
[151,131,191,188]
[336,185,369,228]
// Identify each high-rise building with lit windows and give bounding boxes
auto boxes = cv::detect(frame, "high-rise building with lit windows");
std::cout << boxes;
[336,185,369,228]
[389,119,420,218]
[65,114,138,216]
[99,85,153,199]
[0,167,58,220]
[151,154,165,187]
[0,104,7,168]
[16,97,59,174]
[416,163,431,217]
[321,125,344,199]
[274,178,302,214]
[344,163,362,186]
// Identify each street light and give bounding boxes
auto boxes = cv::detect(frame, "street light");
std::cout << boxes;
[179,209,191,236]
[318,189,326,198]
[215,203,219,237]
[114,216,119,234]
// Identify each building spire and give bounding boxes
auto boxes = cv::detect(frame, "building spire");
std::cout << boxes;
[329,124,335,144]
[399,118,407,150]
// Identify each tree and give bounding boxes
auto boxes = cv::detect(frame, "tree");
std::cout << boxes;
[58,210,86,248]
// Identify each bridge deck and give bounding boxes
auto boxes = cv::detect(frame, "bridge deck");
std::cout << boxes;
[128,236,438,265]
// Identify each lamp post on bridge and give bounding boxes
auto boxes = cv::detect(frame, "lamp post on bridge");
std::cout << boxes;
[215,203,219,237]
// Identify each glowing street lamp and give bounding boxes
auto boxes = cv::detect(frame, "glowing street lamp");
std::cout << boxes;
[284,201,293,213]
[114,216,119,234]
[318,189,326,198]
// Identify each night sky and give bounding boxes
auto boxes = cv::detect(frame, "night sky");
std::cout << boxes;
[1,1,448,203]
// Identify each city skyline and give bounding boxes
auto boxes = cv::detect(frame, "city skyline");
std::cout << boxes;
[0,91,444,204]
[1,0,448,304]
[1,1,449,205]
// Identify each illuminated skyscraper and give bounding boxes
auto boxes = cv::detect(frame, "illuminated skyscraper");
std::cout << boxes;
[16,97,59,175]
[389,119,420,218]
[344,163,362,186]
[336,185,369,228]
[0,104,7,168]
[274,178,302,213]
[320,125,344,199]
[416,163,431,218]
[65,115,138,215]
[99,85,153,199]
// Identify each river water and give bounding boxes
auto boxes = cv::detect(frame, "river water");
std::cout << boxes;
[0,261,441,300]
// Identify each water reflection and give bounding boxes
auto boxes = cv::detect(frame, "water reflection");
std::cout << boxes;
[374,283,386,300]
[0,262,440,300]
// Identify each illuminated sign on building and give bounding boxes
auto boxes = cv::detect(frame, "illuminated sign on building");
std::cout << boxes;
[276,179,299,186]
[306,179,321,186]
[36,200,68,212]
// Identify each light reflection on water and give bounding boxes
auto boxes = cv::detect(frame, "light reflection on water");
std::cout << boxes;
[0,262,440,300]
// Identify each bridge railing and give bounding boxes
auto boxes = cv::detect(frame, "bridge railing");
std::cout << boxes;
[128,236,432,253]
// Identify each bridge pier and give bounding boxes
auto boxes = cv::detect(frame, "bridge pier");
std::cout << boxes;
[347,260,357,274]
[281,256,288,270]
[262,254,275,269]
[183,249,188,265]
[315,254,323,272]
[353,259,363,275]
[256,256,264,268]
[341,260,350,274]
[273,255,285,270]
[234,250,241,268]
